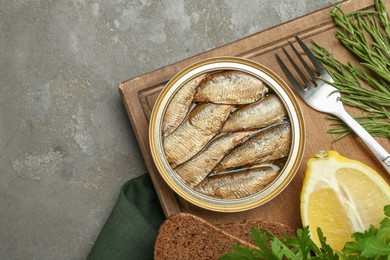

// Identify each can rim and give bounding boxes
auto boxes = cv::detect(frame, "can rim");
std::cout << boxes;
[149,56,306,212]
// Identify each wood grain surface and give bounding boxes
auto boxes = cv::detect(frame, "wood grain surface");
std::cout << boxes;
[119,0,390,229]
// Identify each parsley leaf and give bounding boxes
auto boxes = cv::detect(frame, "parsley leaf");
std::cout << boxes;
[341,204,390,258]
[220,204,390,260]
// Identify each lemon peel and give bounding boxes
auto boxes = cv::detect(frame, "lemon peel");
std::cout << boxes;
[300,150,390,251]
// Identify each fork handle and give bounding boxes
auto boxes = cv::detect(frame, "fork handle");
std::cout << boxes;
[336,109,390,175]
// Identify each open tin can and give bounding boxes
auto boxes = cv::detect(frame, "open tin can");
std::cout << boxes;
[149,57,305,212]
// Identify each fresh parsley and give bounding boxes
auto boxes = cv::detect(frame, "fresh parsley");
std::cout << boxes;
[220,205,390,260]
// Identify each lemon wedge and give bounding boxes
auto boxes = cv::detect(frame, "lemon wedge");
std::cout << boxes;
[300,150,390,251]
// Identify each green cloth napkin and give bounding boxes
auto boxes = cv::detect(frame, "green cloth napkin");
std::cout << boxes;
[87,173,165,260]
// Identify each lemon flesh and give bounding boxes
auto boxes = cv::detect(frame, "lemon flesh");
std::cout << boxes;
[301,151,390,251]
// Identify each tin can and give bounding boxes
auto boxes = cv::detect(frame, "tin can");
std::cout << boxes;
[149,57,305,212]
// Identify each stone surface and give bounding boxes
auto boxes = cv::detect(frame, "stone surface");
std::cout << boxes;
[0,0,336,259]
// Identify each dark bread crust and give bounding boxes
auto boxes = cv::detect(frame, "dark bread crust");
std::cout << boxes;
[153,213,254,260]
[154,213,294,260]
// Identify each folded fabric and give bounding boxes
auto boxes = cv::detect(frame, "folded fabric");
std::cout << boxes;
[87,173,165,260]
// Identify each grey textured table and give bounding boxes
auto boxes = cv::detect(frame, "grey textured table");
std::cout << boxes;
[0,1,337,259]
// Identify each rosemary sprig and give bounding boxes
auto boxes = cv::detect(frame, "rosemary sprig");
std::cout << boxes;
[312,0,390,140]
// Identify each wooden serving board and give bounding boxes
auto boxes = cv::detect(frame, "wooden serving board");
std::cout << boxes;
[119,0,390,230]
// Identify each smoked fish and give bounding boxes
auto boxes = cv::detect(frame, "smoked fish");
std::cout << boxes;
[174,131,255,187]
[193,71,268,104]
[163,74,206,137]
[221,94,287,132]
[194,166,279,199]
[163,103,233,168]
[214,121,291,172]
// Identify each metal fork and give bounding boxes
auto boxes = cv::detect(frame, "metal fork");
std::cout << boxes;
[275,36,390,174]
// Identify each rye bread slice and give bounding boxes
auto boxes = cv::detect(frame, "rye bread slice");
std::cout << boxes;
[154,213,295,259]
[154,213,255,260]
[217,220,295,244]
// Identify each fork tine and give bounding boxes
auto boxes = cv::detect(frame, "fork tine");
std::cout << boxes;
[288,41,317,82]
[275,53,306,97]
[281,47,313,89]
[295,36,327,75]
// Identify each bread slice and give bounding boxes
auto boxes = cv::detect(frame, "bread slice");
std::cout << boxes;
[217,220,295,244]
[153,213,255,260]
[154,213,295,260]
